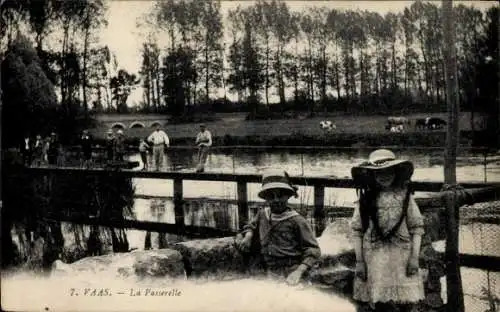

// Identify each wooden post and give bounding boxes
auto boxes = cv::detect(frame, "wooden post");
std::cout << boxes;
[300,153,304,176]
[237,180,248,231]
[232,148,236,174]
[173,178,185,233]
[442,0,465,311]
[313,185,326,237]
[484,151,487,183]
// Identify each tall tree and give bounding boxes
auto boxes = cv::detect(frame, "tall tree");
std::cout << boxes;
[79,0,107,114]
[109,69,140,113]
[269,0,294,106]
[200,0,224,105]
[1,35,58,146]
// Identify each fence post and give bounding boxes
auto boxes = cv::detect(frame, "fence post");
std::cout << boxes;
[237,179,248,231]
[173,178,185,233]
[301,153,304,176]
[232,148,236,174]
[313,185,326,237]
[484,150,487,183]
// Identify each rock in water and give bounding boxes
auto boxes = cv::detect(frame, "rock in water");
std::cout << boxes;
[51,249,186,281]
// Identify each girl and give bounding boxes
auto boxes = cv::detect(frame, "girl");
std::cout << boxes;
[350,149,425,312]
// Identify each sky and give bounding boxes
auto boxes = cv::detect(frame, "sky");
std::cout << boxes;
[98,0,497,105]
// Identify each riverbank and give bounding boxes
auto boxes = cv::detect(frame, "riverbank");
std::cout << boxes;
[85,111,497,149]
[85,131,493,151]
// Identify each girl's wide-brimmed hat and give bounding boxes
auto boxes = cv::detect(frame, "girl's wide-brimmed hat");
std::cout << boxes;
[351,149,414,186]
[258,170,298,200]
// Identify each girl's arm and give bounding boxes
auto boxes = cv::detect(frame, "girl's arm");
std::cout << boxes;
[410,234,422,259]
[350,204,365,262]
[407,195,425,258]
[353,236,364,263]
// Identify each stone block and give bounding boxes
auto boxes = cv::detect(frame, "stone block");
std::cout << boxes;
[173,237,254,280]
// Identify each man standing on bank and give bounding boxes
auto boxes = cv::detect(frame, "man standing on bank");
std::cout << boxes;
[234,170,321,286]
[147,124,170,171]
[195,124,212,173]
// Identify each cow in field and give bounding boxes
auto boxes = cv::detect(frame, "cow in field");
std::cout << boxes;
[415,118,427,130]
[427,117,447,129]
[390,124,405,133]
[388,116,410,125]
[415,117,447,130]
[385,116,410,131]
[320,120,337,132]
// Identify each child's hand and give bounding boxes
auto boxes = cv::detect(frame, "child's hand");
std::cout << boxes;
[355,261,367,281]
[234,233,252,252]
[286,266,306,286]
[406,255,419,277]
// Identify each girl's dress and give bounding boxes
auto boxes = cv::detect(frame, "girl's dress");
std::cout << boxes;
[351,189,425,305]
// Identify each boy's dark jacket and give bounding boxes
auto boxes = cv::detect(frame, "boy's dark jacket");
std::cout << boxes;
[240,207,321,269]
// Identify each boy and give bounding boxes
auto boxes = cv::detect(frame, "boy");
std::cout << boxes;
[234,170,321,285]
[139,138,150,170]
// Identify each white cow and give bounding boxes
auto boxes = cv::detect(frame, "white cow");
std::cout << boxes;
[388,116,410,125]
[390,124,405,133]
[320,120,337,132]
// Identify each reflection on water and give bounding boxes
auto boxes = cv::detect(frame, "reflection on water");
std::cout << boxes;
[129,148,500,183]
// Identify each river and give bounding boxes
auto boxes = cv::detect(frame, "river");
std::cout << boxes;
[127,148,500,208]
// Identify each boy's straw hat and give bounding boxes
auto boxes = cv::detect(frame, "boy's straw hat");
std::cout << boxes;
[258,170,298,200]
[351,149,414,186]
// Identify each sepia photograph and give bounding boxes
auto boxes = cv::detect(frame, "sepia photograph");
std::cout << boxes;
[1,0,499,311]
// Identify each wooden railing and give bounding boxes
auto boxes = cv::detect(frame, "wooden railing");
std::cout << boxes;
[6,166,500,272]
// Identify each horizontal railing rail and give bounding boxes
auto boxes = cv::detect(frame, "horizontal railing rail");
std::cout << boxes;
[435,252,500,272]
[15,166,499,191]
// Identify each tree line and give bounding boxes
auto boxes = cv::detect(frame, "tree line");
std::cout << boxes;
[139,0,498,123]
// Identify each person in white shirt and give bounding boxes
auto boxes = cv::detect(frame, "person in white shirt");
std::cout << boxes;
[195,124,212,173]
[147,124,170,171]
[21,135,33,166]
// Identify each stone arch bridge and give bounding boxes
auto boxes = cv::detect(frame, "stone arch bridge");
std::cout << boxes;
[94,114,170,131]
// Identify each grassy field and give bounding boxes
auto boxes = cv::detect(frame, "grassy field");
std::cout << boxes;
[89,112,485,142]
